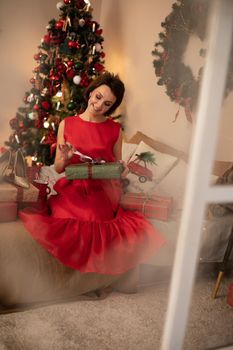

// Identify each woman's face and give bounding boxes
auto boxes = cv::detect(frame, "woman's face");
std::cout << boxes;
[87,84,116,116]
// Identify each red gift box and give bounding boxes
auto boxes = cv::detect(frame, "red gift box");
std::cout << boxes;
[0,202,17,222]
[18,200,45,211]
[120,192,173,221]
[227,283,233,308]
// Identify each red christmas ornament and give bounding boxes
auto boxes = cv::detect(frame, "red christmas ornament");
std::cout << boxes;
[76,41,80,49]
[33,104,40,111]
[100,52,105,58]
[18,120,24,128]
[64,0,71,4]
[0,147,7,154]
[68,40,76,49]
[34,119,42,129]
[76,0,86,8]
[66,60,74,68]
[55,73,62,82]
[96,29,103,35]
[80,73,89,87]
[57,63,67,73]
[41,131,57,145]
[55,20,64,30]
[93,63,104,72]
[30,77,36,84]
[66,68,75,80]
[50,73,61,82]
[41,101,50,111]
[33,53,40,61]
[43,34,50,44]
[50,75,56,81]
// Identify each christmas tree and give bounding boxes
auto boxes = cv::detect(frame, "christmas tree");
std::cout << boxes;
[5,0,105,165]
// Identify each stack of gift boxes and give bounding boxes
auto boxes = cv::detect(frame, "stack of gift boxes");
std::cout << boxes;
[0,166,40,223]
[0,160,173,223]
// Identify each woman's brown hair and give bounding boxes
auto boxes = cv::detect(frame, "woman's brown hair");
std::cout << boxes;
[84,72,125,116]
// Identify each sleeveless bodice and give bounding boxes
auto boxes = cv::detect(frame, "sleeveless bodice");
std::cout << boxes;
[64,116,120,164]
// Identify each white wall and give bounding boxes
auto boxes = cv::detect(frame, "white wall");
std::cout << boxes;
[99,0,233,160]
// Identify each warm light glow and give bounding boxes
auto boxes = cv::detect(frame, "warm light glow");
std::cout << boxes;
[56,91,62,97]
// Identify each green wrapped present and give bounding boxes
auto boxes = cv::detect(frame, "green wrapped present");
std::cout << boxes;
[65,162,124,180]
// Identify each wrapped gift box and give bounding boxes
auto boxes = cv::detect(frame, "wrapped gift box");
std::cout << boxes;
[65,162,124,180]
[0,202,17,222]
[120,192,173,221]
[18,200,45,211]
[0,182,39,203]
[0,182,17,202]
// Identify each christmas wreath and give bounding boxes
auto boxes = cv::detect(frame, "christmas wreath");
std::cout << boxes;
[152,0,233,122]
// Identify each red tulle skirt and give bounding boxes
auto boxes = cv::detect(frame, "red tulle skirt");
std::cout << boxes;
[20,177,165,275]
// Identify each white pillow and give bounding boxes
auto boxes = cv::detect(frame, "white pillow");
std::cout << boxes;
[39,165,65,195]
[122,142,138,163]
[154,159,187,210]
[125,141,178,194]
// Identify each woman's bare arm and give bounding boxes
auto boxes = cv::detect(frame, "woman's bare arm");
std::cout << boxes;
[113,128,122,161]
[54,120,74,173]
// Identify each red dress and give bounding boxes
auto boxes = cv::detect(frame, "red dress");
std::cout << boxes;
[20,116,165,275]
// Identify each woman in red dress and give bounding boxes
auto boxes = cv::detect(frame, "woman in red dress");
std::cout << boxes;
[20,72,165,287]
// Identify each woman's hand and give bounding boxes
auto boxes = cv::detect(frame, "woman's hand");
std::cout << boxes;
[119,160,129,178]
[58,142,75,162]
